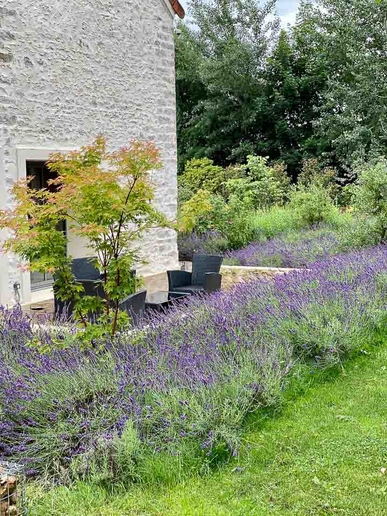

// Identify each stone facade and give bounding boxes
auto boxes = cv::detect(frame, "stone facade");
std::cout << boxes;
[0,0,182,305]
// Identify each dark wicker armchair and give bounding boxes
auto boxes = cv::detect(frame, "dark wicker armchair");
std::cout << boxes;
[71,257,102,280]
[54,258,142,324]
[119,290,147,326]
[167,254,223,294]
[54,278,105,322]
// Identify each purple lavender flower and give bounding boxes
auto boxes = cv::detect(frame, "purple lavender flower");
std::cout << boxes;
[178,231,227,261]
[1,245,387,480]
[225,227,341,268]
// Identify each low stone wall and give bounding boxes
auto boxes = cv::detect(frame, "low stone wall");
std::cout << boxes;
[220,265,295,290]
[179,262,297,290]
[143,266,296,292]
[143,272,168,293]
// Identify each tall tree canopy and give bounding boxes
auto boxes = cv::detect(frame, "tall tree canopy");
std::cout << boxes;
[304,0,387,174]
[176,0,280,170]
[176,0,387,179]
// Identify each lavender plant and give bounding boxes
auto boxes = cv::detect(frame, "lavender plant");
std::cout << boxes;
[224,227,342,267]
[1,246,387,484]
[178,230,228,261]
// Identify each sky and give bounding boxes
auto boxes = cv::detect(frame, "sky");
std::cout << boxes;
[179,0,301,26]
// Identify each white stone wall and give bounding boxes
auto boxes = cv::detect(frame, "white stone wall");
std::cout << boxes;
[0,0,179,305]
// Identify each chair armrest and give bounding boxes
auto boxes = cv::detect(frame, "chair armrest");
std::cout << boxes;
[119,290,147,326]
[204,273,222,293]
[167,270,192,290]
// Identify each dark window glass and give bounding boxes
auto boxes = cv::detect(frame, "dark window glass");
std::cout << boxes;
[26,161,66,289]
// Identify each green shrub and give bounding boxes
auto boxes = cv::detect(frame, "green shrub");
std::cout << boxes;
[179,191,258,249]
[178,156,292,250]
[199,195,230,234]
[215,193,260,249]
[325,208,354,229]
[248,206,300,239]
[353,160,387,241]
[225,156,291,211]
[337,183,356,208]
[178,189,213,233]
[338,215,381,251]
[179,158,241,199]
[221,213,259,250]
[290,184,338,227]
[178,181,195,205]
[298,158,338,199]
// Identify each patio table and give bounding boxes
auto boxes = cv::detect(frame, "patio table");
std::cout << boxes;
[145,291,189,313]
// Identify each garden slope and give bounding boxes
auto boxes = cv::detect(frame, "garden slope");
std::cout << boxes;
[30,343,387,515]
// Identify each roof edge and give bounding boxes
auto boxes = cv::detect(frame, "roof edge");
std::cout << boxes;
[169,0,185,18]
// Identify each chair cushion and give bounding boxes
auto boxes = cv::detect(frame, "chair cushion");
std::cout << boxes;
[192,254,223,285]
[171,285,205,294]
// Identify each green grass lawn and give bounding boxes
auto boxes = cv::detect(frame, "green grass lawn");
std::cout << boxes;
[29,345,387,516]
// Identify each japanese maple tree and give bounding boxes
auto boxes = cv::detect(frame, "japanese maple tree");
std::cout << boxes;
[0,137,169,335]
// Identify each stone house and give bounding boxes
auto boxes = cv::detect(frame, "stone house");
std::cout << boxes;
[0,0,184,306]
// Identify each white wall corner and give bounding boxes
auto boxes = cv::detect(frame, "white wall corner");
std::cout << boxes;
[162,0,175,19]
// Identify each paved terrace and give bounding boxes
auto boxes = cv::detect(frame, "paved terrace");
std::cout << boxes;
[22,265,293,320]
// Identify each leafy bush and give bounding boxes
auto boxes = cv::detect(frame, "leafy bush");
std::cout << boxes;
[178,189,213,233]
[179,192,259,250]
[248,206,301,240]
[178,181,195,206]
[290,184,338,227]
[225,156,290,211]
[298,158,338,195]
[325,208,354,229]
[196,195,231,235]
[220,212,259,250]
[178,158,241,201]
[337,184,356,208]
[353,160,387,241]
[178,157,293,252]
[338,215,381,252]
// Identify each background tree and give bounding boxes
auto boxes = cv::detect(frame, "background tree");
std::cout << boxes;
[176,0,387,181]
[175,23,207,172]
[176,0,280,168]
[297,0,387,175]
[261,27,326,178]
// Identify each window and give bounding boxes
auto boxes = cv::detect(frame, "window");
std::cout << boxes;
[26,160,66,290]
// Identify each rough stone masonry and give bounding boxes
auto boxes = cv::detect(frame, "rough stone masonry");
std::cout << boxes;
[0,0,182,305]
